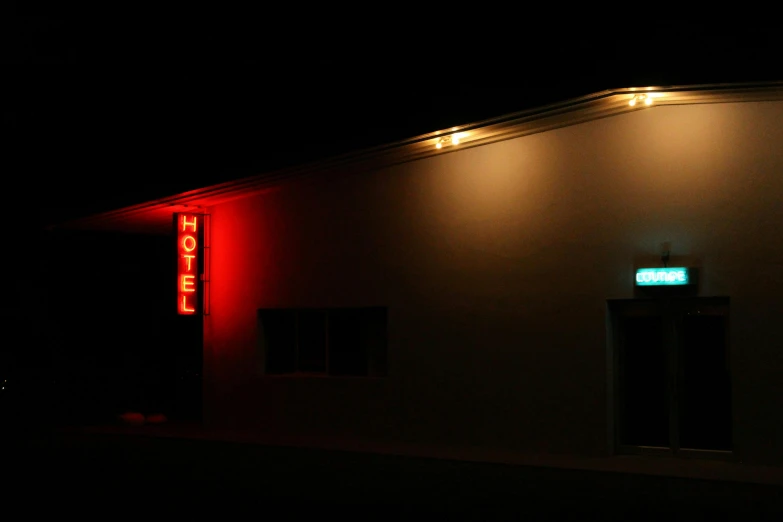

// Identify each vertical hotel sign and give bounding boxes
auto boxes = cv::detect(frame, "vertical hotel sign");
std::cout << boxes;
[175,213,206,315]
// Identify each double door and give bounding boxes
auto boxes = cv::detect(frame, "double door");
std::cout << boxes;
[609,297,732,457]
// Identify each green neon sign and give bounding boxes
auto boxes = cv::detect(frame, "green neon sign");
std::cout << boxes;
[635,267,690,286]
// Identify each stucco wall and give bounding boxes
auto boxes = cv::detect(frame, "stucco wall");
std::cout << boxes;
[204,101,783,464]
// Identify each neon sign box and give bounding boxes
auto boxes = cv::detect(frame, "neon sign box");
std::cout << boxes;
[635,267,691,286]
[175,213,203,314]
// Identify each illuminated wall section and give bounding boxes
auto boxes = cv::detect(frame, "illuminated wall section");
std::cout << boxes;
[203,100,783,465]
[175,213,207,315]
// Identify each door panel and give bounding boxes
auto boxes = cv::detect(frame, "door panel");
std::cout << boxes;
[677,313,732,451]
[617,314,669,448]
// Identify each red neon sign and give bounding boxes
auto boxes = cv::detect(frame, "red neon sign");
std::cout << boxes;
[177,213,200,315]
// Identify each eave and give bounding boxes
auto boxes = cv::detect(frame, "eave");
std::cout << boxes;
[51,82,783,235]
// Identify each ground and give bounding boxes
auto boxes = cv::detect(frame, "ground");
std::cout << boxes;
[4,428,782,519]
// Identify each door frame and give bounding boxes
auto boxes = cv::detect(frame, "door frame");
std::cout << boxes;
[606,296,736,461]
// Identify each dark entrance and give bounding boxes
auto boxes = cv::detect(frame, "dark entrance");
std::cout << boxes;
[609,297,732,457]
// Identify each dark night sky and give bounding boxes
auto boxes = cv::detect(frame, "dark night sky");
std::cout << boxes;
[4,10,783,228]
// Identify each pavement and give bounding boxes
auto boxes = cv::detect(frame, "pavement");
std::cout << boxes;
[4,427,782,518]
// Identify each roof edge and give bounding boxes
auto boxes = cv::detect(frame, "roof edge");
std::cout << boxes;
[51,81,783,232]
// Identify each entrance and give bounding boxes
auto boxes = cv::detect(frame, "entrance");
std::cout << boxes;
[608,297,733,457]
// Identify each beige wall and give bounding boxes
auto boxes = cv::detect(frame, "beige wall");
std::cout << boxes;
[204,101,783,465]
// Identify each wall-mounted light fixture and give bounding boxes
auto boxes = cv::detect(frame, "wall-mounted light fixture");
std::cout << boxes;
[629,93,654,107]
[435,133,463,149]
[629,92,663,107]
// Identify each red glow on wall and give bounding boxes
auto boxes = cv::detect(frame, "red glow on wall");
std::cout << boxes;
[176,213,201,315]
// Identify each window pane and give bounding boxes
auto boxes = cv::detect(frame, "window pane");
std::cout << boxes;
[260,309,296,374]
[297,310,326,373]
[328,308,368,376]
[362,307,388,377]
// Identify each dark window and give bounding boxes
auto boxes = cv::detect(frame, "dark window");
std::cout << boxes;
[259,307,387,377]
[260,309,296,374]
[297,310,327,373]
[329,308,368,376]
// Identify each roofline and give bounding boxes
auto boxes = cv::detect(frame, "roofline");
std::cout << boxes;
[51,81,783,232]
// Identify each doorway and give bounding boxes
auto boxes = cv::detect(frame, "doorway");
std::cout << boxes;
[608,297,733,458]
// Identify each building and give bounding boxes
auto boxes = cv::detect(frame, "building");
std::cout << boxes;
[57,83,783,471]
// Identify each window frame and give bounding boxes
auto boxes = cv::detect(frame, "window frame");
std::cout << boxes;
[257,306,387,378]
